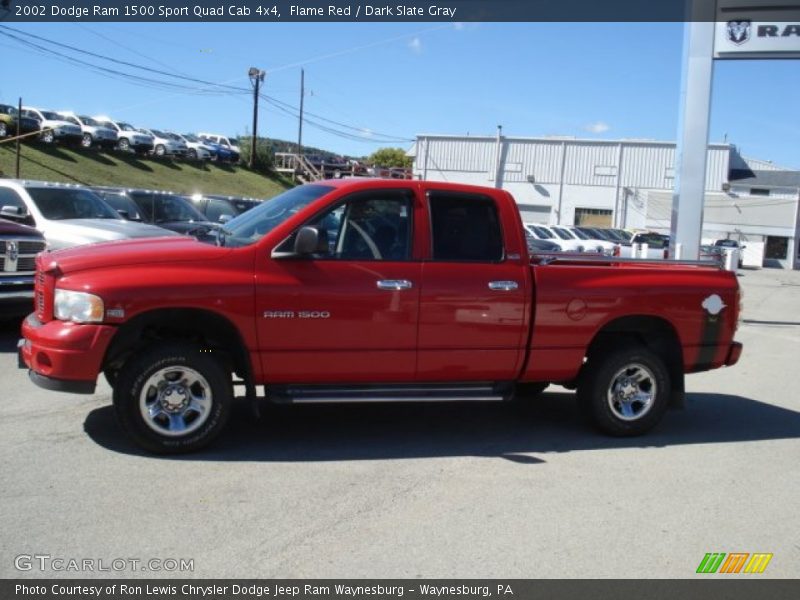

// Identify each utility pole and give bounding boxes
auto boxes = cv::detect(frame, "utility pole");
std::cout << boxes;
[248,67,265,169]
[297,68,305,159]
[15,97,22,178]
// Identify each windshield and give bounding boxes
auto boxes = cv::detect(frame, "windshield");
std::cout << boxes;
[600,229,625,242]
[150,129,167,138]
[226,138,239,147]
[222,185,333,247]
[569,228,591,240]
[131,193,207,224]
[96,192,143,221]
[531,225,554,239]
[551,227,573,240]
[119,122,138,132]
[79,116,100,126]
[27,188,121,220]
[40,111,62,121]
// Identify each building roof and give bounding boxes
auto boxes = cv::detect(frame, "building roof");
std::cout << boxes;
[728,169,800,188]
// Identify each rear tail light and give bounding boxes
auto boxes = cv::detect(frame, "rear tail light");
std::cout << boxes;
[663,248,669,259]
[612,245,621,257]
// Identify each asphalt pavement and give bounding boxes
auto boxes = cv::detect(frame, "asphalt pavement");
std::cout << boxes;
[1,267,798,578]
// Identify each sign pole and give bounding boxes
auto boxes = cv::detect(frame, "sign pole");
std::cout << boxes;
[670,21,716,261]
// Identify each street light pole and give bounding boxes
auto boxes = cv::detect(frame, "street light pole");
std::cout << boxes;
[248,67,265,169]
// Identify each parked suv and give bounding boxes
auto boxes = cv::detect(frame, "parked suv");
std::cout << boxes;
[166,133,214,160]
[21,107,82,145]
[93,116,154,155]
[0,104,39,139]
[95,189,217,237]
[197,133,240,161]
[0,180,175,250]
[188,194,260,223]
[57,112,118,149]
[0,218,47,317]
[139,128,187,157]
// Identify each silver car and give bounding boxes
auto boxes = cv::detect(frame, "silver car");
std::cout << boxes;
[0,180,177,250]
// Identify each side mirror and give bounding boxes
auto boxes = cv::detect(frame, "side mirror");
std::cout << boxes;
[116,209,130,219]
[218,214,232,224]
[1,205,25,218]
[294,226,321,255]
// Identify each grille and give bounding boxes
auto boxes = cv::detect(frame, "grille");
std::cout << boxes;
[18,241,46,254]
[17,257,36,272]
[0,241,5,253]
[0,257,4,270]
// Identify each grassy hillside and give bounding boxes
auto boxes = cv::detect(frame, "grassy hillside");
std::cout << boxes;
[0,142,293,198]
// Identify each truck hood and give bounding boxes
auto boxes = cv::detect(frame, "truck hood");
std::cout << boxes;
[47,236,232,274]
[41,219,177,250]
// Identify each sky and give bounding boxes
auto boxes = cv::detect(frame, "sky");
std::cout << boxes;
[1,22,798,168]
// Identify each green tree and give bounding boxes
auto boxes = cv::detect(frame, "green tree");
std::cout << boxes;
[368,147,412,168]
[239,137,274,174]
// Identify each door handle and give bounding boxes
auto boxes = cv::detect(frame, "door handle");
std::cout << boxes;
[488,280,519,291]
[377,279,413,290]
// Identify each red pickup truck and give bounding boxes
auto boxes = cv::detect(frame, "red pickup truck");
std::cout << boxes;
[19,179,742,453]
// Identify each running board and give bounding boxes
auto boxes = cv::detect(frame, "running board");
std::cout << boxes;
[266,383,514,404]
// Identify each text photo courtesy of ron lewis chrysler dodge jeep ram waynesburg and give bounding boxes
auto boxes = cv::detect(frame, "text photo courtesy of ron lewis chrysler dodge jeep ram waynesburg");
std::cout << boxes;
[17,179,742,454]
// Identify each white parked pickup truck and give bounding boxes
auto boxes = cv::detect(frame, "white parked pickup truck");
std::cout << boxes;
[613,232,670,259]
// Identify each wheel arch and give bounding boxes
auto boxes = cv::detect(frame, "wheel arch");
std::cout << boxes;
[103,308,255,398]
[585,314,685,408]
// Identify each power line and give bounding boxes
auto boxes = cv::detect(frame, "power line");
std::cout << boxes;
[0,29,241,96]
[0,26,250,93]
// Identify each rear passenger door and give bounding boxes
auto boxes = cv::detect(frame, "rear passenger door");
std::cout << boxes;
[416,190,530,382]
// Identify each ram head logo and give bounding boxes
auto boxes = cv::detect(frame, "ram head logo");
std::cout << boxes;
[7,241,18,263]
[726,20,751,45]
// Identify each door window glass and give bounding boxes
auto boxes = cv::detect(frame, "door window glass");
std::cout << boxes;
[282,191,413,260]
[429,192,503,261]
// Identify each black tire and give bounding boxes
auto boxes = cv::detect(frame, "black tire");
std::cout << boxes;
[155,144,166,157]
[81,133,93,148]
[188,148,198,160]
[112,342,232,454]
[577,345,670,436]
[118,138,130,151]
[41,129,55,144]
[0,122,7,137]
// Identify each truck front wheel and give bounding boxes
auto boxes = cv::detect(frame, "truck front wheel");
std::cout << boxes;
[578,346,670,436]
[113,343,232,454]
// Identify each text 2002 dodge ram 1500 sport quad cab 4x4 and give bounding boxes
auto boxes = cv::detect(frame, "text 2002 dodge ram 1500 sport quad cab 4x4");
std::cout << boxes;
[19,180,743,453]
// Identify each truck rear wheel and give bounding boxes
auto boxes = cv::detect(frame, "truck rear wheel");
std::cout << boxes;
[113,343,232,454]
[578,345,670,436]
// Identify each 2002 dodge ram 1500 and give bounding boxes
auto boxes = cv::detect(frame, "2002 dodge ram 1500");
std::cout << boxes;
[19,179,743,453]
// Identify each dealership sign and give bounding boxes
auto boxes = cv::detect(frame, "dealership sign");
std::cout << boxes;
[715,20,800,58]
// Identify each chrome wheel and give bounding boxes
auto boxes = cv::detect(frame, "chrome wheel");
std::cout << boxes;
[139,366,213,437]
[81,133,92,148]
[606,363,656,421]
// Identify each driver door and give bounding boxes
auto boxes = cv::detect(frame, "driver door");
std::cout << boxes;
[256,188,422,384]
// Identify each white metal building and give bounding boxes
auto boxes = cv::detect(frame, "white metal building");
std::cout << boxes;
[410,134,800,269]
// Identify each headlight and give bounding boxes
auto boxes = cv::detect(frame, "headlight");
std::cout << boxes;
[54,289,104,323]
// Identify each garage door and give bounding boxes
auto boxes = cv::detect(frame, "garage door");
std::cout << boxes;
[575,208,612,227]
[518,205,551,223]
